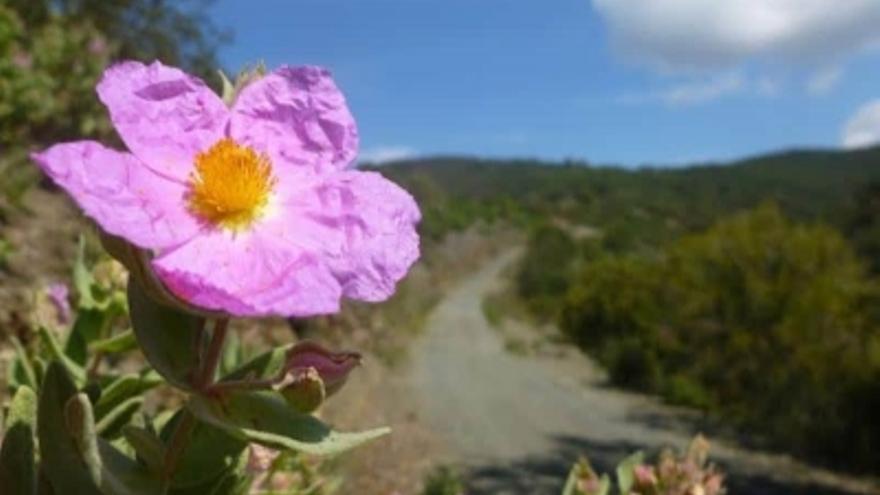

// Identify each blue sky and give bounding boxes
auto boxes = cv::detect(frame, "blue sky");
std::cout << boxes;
[210,0,880,166]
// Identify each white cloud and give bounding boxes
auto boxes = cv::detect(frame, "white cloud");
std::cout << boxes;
[593,0,880,71]
[358,146,418,164]
[807,67,843,95]
[842,100,880,149]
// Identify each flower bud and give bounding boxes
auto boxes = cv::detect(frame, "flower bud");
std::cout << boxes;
[634,464,657,488]
[283,341,361,397]
[277,367,325,414]
[46,282,71,325]
[246,444,280,474]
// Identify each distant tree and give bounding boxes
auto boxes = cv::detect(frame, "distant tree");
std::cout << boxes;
[845,181,880,273]
[0,0,229,206]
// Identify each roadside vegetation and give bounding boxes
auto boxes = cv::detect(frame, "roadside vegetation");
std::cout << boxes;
[385,156,880,473]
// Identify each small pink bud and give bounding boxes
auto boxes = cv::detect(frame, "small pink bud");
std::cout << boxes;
[703,473,724,495]
[88,36,108,55]
[283,341,361,396]
[634,464,657,488]
[46,282,71,324]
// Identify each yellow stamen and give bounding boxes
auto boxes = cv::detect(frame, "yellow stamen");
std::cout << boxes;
[188,138,276,230]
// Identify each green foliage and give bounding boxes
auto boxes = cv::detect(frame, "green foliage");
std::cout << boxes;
[0,0,227,207]
[382,147,880,249]
[0,386,37,494]
[188,391,390,456]
[127,279,205,391]
[516,223,578,319]
[561,204,880,470]
[1,246,386,494]
[421,466,464,495]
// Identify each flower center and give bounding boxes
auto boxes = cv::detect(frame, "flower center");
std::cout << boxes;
[188,138,276,230]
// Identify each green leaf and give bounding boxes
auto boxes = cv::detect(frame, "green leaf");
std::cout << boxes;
[160,412,247,488]
[38,363,102,495]
[90,329,138,354]
[168,451,251,495]
[37,326,86,385]
[10,336,38,390]
[615,451,644,495]
[219,330,242,377]
[128,279,205,391]
[74,236,98,310]
[121,426,164,474]
[222,344,290,381]
[596,474,611,495]
[65,393,102,483]
[95,396,144,438]
[0,386,37,495]
[97,438,165,495]
[95,372,161,419]
[562,464,578,495]
[67,309,112,367]
[188,390,390,456]
[39,362,162,495]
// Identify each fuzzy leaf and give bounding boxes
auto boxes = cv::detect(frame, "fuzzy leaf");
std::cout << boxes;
[128,279,204,391]
[65,393,103,483]
[96,396,144,438]
[0,386,37,494]
[74,236,98,310]
[160,412,247,488]
[95,372,161,419]
[10,336,38,391]
[66,308,115,368]
[121,426,164,474]
[90,329,138,354]
[39,362,161,495]
[39,363,103,494]
[188,391,390,456]
[37,325,86,385]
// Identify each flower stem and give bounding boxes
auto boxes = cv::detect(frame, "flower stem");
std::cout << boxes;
[163,318,230,484]
[196,318,230,390]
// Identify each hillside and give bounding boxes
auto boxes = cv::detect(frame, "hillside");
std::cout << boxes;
[375,146,880,246]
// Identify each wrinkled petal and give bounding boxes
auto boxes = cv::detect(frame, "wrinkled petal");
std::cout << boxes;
[230,66,358,178]
[151,219,343,317]
[97,60,229,182]
[286,170,421,302]
[32,141,201,250]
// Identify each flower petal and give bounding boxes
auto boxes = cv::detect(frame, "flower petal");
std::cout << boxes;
[32,141,201,250]
[151,223,343,317]
[230,66,358,177]
[289,171,421,302]
[96,60,229,182]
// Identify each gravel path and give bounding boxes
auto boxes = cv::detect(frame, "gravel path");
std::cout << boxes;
[410,250,879,495]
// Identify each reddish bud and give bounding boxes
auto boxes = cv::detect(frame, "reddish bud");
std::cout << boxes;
[283,341,361,397]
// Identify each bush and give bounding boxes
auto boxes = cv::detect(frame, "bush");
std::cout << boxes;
[561,204,880,471]
[517,223,578,319]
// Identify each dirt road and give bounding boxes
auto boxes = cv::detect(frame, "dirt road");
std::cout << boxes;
[410,250,878,495]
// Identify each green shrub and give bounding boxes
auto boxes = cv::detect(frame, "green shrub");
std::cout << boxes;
[561,203,880,470]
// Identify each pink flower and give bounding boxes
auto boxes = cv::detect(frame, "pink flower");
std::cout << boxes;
[32,61,420,317]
